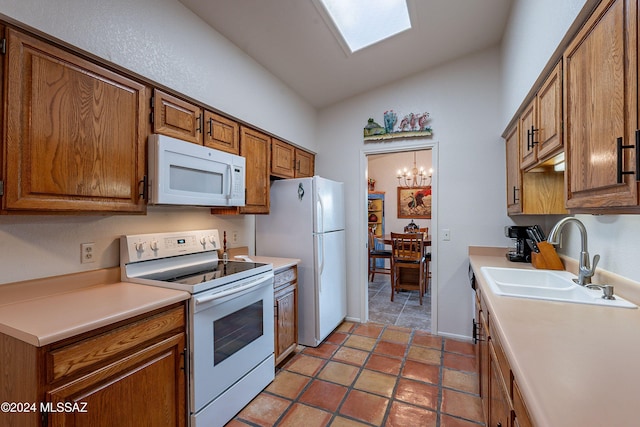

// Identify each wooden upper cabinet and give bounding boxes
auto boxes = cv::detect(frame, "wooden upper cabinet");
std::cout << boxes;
[536,62,563,160]
[295,148,314,178]
[4,28,148,214]
[240,126,270,214]
[271,138,315,179]
[271,138,296,178]
[520,62,563,170]
[152,89,203,145]
[564,0,638,211]
[505,124,522,214]
[204,111,239,154]
[519,100,536,169]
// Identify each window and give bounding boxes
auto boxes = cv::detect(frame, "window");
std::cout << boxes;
[314,0,413,53]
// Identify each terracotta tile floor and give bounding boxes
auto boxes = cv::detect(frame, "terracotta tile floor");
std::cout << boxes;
[228,322,483,427]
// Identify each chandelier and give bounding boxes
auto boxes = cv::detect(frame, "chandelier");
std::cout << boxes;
[397,152,432,188]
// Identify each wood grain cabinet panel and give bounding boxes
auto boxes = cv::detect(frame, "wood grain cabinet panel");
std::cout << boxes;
[0,303,187,427]
[274,265,298,365]
[535,62,563,161]
[152,89,203,145]
[239,126,271,214]
[4,28,148,213]
[294,148,314,178]
[563,0,639,211]
[204,111,239,154]
[271,138,296,178]
[519,100,537,170]
[520,62,563,171]
[505,124,522,214]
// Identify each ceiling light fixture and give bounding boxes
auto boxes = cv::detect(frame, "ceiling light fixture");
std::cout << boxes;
[397,152,432,188]
[313,0,413,54]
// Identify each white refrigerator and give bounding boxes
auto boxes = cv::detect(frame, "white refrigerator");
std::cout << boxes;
[256,176,346,347]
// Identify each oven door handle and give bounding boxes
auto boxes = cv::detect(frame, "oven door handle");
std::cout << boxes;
[195,276,271,305]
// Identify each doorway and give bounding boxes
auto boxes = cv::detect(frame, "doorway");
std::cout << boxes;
[360,141,438,333]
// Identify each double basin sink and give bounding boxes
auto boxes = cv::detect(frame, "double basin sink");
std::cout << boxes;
[480,267,637,309]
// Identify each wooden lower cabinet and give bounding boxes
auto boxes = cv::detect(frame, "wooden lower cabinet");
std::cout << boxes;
[273,265,298,365]
[489,344,511,427]
[476,285,534,427]
[0,304,187,427]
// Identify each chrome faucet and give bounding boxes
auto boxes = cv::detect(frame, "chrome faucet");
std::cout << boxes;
[547,217,600,286]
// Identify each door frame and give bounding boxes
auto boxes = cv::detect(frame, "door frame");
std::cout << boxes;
[359,140,439,332]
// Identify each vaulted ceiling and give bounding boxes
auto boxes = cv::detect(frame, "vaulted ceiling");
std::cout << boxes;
[179,0,513,108]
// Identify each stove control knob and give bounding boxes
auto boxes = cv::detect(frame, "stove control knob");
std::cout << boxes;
[134,242,146,253]
[208,236,217,248]
[200,237,207,247]
[149,240,159,251]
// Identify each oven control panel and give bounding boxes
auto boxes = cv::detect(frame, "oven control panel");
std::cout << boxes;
[120,229,221,263]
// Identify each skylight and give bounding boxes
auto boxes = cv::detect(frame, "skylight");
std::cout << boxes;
[315,0,412,53]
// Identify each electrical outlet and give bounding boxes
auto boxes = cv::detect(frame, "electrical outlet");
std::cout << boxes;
[232,230,238,243]
[81,242,96,264]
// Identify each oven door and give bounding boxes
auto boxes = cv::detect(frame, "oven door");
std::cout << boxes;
[190,272,274,412]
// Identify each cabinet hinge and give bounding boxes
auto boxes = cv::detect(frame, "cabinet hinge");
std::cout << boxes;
[41,409,48,427]
[0,38,6,55]
[150,110,154,124]
[0,180,4,196]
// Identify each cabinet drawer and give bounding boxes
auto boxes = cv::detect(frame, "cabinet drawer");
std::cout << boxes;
[47,305,185,382]
[274,267,297,288]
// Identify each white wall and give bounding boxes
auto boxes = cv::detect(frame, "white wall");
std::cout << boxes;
[316,47,510,339]
[0,0,316,284]
[501,0,640,283]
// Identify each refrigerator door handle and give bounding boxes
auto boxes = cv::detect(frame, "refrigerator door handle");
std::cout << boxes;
[318,234,325,291]
[317,196,324,234]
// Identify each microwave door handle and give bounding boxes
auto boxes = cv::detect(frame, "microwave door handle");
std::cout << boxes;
[227,164,233,200]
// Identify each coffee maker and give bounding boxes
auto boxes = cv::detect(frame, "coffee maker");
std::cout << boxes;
[505,226,532,262]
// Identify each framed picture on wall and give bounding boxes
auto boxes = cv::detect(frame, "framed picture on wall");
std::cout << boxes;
[397,187,431,219]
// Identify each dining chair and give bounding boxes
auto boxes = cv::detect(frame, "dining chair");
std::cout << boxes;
[390,232,427,305]
[368,228,392,281]
[418,227,431,295]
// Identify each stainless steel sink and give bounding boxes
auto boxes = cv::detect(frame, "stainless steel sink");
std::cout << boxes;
[480,267,637,308]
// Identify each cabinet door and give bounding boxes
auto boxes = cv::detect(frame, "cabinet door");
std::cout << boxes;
[295,149,314,178]
[536,62,563,161]
[505,124,522,214]
[274,284,297,365]
[47,333,186,427]
[204,111,239,154]
[271,138,295,178]
[519,100,536,170]
[5,29,148,213]
[240,126,270,214]
[489,345,511,427]
[153,89,203,145]
[564,0,638,209]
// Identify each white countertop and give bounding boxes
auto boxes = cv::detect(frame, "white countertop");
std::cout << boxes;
[469,247,640,427]
[0,267,189,347]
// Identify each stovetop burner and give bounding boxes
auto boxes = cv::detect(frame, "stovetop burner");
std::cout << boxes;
[143,261,268,287]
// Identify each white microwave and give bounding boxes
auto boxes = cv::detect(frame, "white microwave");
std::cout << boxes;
[148,134,245,207]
